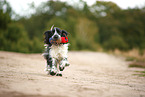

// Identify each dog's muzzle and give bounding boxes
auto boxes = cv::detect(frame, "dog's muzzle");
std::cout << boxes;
[49,37,61,45]
[53,35,59,40]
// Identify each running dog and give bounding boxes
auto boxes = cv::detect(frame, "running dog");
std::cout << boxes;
[43,26,69,76]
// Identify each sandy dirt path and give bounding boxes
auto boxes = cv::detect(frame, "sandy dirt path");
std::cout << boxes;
[0,51,145,97]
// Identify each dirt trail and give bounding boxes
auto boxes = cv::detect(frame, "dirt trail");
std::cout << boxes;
[0,51,145,97]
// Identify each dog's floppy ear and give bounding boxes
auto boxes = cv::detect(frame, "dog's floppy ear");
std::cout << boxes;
[44,30,52,44]
[62,30,68,37]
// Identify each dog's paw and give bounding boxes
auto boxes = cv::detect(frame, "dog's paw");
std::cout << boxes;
[59,65,65,71]
[56,73,62,77]
[50,71,56,76]
[56,71,62,76]
[50,66,57,76]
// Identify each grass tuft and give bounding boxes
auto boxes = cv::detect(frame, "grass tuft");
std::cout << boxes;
[129,62,145,68]
[133,70,145,77]
[126,57,136,61]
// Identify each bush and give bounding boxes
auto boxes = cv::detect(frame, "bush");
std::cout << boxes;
[103,35,129,51]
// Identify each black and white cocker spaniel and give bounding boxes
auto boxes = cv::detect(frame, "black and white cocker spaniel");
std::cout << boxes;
[43,26,70,76]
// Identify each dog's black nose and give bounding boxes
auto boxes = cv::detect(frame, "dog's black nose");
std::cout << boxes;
[54,35,58,39]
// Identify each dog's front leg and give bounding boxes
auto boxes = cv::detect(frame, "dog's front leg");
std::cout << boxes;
[50,58,57,76]
[60,58,70,70]
[59,58,68,72]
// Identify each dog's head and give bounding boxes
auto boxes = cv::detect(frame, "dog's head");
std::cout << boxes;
[51,27,62,41]
[44,27,68,45]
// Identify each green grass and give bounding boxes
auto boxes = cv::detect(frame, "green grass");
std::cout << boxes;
[133,74,145,77]
[126,56,145,62]
[140,71,145,73]
[127,56,145,77]
[126,56,145,68]
[126,57,136,61]
[129,63,145,68]
[134,71,145,77]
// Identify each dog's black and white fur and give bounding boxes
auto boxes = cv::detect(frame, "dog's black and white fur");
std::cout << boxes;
[43,27,69,76]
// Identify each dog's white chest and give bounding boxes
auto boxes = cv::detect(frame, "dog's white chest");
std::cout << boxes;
[50,44,68,59]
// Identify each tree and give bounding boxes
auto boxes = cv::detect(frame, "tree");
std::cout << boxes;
[0,0,12,29]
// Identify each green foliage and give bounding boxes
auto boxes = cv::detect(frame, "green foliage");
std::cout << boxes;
[1,23,29,52]
[75,17,99,51]
[0,22,43,53]
[0,0,11,29]
[1,0,145,53]
[103,35,129,50]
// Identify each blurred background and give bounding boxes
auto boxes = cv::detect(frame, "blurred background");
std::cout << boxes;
[0,0,145,54]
